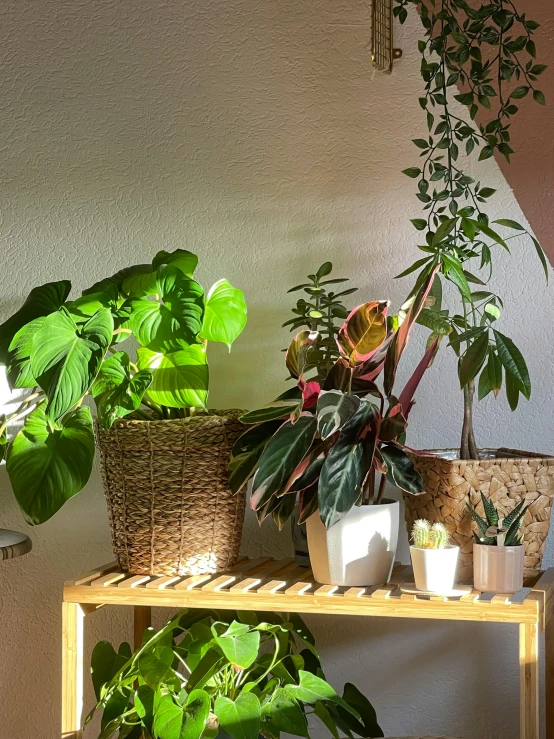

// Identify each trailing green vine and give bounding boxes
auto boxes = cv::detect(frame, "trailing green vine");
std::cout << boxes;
[393,0,548,458]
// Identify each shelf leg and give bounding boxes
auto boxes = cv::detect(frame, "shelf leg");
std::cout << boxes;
[134,605,152,650]
[62,602,85,739]
[546,611,554,738]
[519,622,539,739]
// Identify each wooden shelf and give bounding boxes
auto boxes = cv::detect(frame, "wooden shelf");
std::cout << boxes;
[62,557,554,739]
[64,556,552,627]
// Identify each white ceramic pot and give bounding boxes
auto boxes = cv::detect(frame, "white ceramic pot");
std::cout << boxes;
[306,499,399,587]
[473,544,524,593]
[410,545,459,594]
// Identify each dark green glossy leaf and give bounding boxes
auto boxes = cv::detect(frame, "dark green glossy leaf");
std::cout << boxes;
[91,641,132,701]
[229,421,282,495]
[316,390,360,440]
[459,331,489,388]
[493,330,531,399]
[138,646,174,689]
[261,688,308,738]
[380,444,424,495]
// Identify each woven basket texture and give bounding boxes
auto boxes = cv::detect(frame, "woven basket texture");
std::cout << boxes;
[96,411,246,576]
[404,449,554,580]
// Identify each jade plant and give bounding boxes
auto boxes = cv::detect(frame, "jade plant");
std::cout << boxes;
[87,609,383,739]
[411,519,450,549]
[467,493,527,545]
[0,249,246,525]
[393,0,548,458]
[229,266,441,530]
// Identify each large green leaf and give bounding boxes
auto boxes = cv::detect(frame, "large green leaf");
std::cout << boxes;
[130,268,204,352]
[0,280,71,363]
[31,308,113,419]
[84,264,151,296]
[285,671,359,718]
[90,641,132,701]
[250,415,317,511]
[152,249,199,278]
[137,346,208,408]
[214,694,260,739]
[199,279,247,348]
[181,690,210,739]
[214,621,260,669]
[316,390,360,440]
[380,444,424,494]
[66,285,119,322]
[153,695,183,739]
[318,401,379,528]
[92,352,152,429]
[336,301,389,366]
[493,329,531,399]
[6,317,45,389]
[339,683,384,738]
[459,330,489,388]
[6,405,95,524]
[261,688,308,738]
[228,421,281,494]
[139,646,174,689]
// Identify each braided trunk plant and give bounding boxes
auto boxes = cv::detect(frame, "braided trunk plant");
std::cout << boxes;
[393,0,548,459]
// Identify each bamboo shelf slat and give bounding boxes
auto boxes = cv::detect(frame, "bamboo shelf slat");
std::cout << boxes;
[63,557,550,627]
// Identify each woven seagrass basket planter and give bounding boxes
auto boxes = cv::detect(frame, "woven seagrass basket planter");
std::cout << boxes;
[96,411,246,576]
[404,449,554,581]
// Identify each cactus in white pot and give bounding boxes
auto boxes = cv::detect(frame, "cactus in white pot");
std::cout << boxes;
[410,519,459,594]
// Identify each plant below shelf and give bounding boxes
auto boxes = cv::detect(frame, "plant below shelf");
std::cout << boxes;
[0,250,247,524]
[87,609,384,739]
[230,264,441,530]
[393,0,548,459]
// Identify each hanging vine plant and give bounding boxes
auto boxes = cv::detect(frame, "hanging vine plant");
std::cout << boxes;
[392,0,548,459]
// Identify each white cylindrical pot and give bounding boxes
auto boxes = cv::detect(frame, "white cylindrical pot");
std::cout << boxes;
[306,500,399,587]
[410,546,459,593]
[473,544,524,593]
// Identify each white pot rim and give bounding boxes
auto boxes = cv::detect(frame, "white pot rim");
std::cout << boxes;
[410,544,460,552]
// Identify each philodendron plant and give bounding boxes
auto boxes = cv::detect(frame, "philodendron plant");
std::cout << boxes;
[0,249,246,525]
[229,266,440,530]
[393,0,548,459]
[87,609,383,739]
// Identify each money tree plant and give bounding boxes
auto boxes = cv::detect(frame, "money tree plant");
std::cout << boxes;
[87,608,383,739]
[393,0,548,458]
[0,250,246,525]
[229,267,440,530]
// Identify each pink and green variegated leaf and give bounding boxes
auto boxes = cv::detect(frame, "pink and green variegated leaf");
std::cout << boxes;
[383,265,440,397]
[337,301,389,367]
[380,443,425,495]
[379,402,408,442]
[397,334,440,418]
[286,330,318,379]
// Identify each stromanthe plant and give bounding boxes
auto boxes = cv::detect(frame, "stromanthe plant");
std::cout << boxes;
[229,265,440,530]
[87,609,383,739]
[0,250,246,525]
[393,0,549,458]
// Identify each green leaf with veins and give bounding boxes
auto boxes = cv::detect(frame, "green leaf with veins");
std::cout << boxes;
[493,330,531,399]
[137,345,208,409]
[199,279,247,348]
[7,317,45,389]
[92,352,152,429]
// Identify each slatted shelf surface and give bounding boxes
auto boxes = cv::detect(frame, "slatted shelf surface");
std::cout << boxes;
[64,558,551,627]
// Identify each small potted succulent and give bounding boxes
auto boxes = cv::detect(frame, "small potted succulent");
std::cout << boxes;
[410,519,459,594]
[230,264,440,587]
[0,249,247,576]
[467,495,527,593]
[86,609,384,739]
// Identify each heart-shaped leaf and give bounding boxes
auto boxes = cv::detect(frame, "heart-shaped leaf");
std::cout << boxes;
[214,693,260,739]
[214,622,260,669]
[152,249,199,278]
[261,687,308,738]
[92,352,152,429]
[0,280,71,363]
[137,346,208,408]
[285,671,360,718]
[31,308,113,419]
[6,405,95,524]
[153,694,183,739]
[181,690,210,739]
[130,268,204,352]
[337,301,389,366]
[91,641,132,700]
[139,646,174,689]
[316,390,360,440]
[199,279,247,348]
[251,415,317,511]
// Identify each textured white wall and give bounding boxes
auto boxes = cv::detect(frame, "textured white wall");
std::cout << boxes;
[0,1,553,738]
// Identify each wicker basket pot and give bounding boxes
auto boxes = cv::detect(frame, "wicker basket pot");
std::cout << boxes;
[404,449,554,580]
[96,411,246,576]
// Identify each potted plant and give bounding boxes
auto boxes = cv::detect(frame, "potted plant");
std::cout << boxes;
[410,519,459,594]
[230,264,440,587]
[0,249,247,576]
[86,609,384,739]
[393,0,554,578]
[467,495,527,593]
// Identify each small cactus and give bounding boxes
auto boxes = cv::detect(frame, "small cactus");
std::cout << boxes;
[429,522,450,549]
[412,519,450,549]
[411,519,431,549]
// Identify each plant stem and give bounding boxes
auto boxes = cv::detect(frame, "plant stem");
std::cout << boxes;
[375,473,387,505]
[460,380,478,460]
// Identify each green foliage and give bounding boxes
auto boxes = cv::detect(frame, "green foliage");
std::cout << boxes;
[87,610,383,739]
[466,495,528,546]
[393,0,548,458]
[0,250,247,524]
